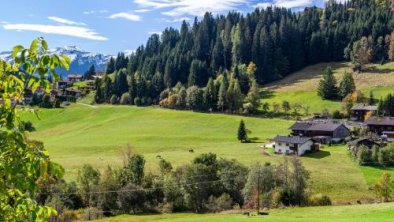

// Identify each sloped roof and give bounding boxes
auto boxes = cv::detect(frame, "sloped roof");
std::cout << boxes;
[366,117,394,126]
[273,136,312,144]
[289,122,312,131]
[351,105,377,111]
[306,123,344,132]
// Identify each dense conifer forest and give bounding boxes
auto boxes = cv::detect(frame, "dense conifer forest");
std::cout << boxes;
[94,0,394,113]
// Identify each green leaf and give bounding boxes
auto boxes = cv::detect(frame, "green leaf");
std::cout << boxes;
[41,39,48,51]
[12,45,24,58]
[29,38,39,54]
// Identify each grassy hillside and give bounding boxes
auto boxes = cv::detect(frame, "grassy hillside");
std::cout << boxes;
[263,62,394,113]
[23,104,391,203]
[93,202,394,222]
[21,62,394,204]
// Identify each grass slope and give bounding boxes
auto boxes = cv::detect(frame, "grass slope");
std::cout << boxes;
[23,104,381,202]
[263,62,394,113]
[93,202,394,222]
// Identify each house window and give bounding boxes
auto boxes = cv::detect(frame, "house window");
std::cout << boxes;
[286,143,289,146]
[278,143,282,146]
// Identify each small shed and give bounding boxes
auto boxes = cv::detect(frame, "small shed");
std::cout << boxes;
[351,105,377,121]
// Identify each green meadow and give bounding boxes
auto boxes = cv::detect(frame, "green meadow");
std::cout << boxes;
[93,202,394,222]
[21,62,394,206]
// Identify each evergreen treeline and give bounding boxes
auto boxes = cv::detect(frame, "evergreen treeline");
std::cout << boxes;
[96,0,394,112]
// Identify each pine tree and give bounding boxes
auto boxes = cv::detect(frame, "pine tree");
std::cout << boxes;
[116,69,129,97]
[339,72,356,99]
[84,65,96,80]
[244,79,261,114]
[318,67,339,100]
[369,91,375,105]
[203,78,217,111]
[106,57,116,74]
[217,76,228,112]
[233,79,243,112]
[237,119,248,143]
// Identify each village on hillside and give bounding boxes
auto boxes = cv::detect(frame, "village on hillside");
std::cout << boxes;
[269,104,394,159]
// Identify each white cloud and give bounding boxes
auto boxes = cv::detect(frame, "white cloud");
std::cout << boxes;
[148,31,162,35]
[164,17,192,23]
[48,16,86,26]
[274,0,314,8]
[134,9,152,13]
[108,12,142,21]
[254,2,274,9]
[134,0,248,17]
[3,23,108,41]
[83,9,109,15]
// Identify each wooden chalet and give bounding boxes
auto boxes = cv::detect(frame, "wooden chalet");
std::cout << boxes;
[290,121,350,144]
[68,74,83,82]
[351,105,377,121]
[366,117,394,135]
[272,136,315,156]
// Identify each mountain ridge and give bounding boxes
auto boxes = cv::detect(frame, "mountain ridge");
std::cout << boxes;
[0,45,114,78]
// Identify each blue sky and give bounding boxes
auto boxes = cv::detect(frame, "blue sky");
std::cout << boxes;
[0,0,335,54]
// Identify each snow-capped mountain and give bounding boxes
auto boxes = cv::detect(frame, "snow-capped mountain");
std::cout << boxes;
[0,46,113,79]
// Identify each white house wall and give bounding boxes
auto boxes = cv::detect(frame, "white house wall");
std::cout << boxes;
[298,140,313,155]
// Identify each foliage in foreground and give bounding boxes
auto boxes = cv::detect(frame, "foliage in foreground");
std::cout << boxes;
[0,38,69,221]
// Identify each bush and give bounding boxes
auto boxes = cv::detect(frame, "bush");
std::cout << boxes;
[134,97,142,106]
[83,207,104,221]
[19,121,35,132]
[308,194,332,206]
[332,110,345,119]
[205,194,233,212]
[53,99,61,108]
[40,94,53,108]
[110,95,118,105]
[120,93,132,105]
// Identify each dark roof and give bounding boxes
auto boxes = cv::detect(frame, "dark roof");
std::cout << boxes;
[289,122,312,131]
[306,123,345,132]
[273,136,311,144]
[351,105,377,111]
[366,117,394,126]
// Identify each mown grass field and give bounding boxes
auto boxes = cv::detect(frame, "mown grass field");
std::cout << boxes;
[93,202,394,222]
[263,62,394,113]
[23,104,388,203]
[21,62,394,205]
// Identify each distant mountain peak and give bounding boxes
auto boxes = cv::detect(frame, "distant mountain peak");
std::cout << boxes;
[0,46,113,78]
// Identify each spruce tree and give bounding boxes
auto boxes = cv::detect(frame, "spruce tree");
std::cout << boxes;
[237,120,248,143]
[339,72,356,99]
[217,76,228,112]
[318,67,339,100]
[203,78,217,111]
[369,91,375,105]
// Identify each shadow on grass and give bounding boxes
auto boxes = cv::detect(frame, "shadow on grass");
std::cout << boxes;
[260,88,275,99]
[365,66,394,74]
[303,150,331,159]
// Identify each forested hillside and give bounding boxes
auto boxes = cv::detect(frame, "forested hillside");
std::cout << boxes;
[94,0,394,113]
[110,0,393,84]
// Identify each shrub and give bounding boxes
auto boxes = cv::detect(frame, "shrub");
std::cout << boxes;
[120,93,132,105]
[19,121,35,132]
[357,146,372,165]
[332,110,345,119]
[40,94,53,108]
[134,97,142,106]
[308,194,332,206]
[54,99,61,108]
[83,207,104,221]
[205,194,233,212]
[110,95,118,105]
[117,183,146,214]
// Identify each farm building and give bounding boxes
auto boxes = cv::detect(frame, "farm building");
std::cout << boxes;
[290,121,350,143]
[366,117,394,135]
[272,136,314,156]
[68,74,83,82]
[351,105,377,121]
